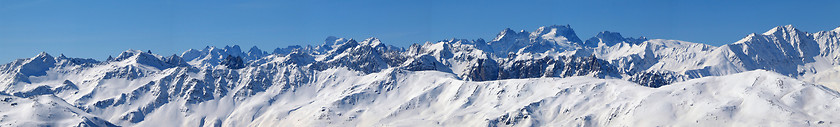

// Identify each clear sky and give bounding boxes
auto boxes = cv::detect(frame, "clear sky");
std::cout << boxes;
[1,0,839,63]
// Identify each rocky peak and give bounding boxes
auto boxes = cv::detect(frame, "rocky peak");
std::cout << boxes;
[761,25,809,39]
[360,37,385,49]
[492,28,529,42]
[114,50,147,61]
[180,49,202,61]
[32,52,55,62]
[584,31,646,47]
[17,52,57,76]
[273,45,304,55]
[319,36,352,51]
[163,54,188,67]
[113,50,175,70]
[530,25,582,44]
[488,28,532,56]
[223,45,244,57]
[221,55,245,69]
[327,38,359,54]
[248,46,264,56]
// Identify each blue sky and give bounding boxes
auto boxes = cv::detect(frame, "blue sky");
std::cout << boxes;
[1,0,839,62]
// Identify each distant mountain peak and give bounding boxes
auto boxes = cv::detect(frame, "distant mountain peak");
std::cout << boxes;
[248,46,263,54]
[763,24,802,35]
[493,28,526,42]
[324,36,346,46]
[110,49,179,70]
[33,52,53,59]
[248,46,261,52]
[361,37,384,48]
[583,31,646,47]
[224,45,243,54]
[590,31,624,45]
[596,31,622,37]
[486,25,588,56]
[325,36,339,42]
[114,50,146,60]
[531,24,582,44]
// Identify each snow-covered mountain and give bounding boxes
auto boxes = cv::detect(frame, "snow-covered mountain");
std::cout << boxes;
[1,25,840,126]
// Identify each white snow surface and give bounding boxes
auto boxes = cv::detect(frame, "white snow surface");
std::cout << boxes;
[3,64,840,126]
[0,95,115,127]
[219,69,840,127]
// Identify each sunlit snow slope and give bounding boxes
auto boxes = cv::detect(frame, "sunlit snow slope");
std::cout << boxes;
[224,69,840,127]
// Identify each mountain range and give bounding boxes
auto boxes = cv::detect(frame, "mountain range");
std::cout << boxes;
[1,25,839,126]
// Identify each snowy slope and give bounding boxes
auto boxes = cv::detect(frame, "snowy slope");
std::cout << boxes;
[137,69,840,126]
[0,94,116,127]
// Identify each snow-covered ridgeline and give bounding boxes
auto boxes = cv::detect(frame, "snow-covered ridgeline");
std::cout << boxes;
[0,25,839,126]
